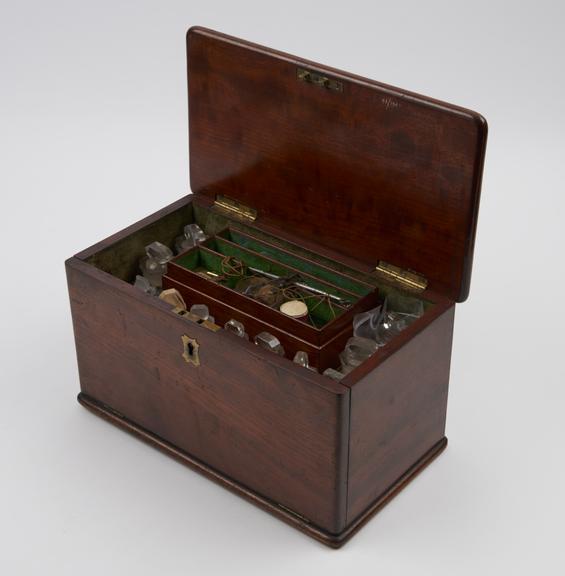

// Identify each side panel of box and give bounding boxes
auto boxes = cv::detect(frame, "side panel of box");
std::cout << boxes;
[66,257,349,534]
[346,305,455,524]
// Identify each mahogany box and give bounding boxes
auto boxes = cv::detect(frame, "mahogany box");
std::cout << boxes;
[66,27,487,547]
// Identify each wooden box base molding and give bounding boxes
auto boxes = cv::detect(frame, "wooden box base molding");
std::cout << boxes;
[78,392,448,548]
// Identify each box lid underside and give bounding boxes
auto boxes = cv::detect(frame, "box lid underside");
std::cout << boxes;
[187,27,487,302]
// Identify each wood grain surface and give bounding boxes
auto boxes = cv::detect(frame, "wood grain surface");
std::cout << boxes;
[347,305,454,522]
[67,255,350,533]
[187,27,487,302]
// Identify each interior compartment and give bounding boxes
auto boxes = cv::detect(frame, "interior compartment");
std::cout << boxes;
[85,198,435,377]
[173,245,348,328]
[214,228,372,297]
[163,273,351,370]
[203,233,366,300]
[179,233,367,321]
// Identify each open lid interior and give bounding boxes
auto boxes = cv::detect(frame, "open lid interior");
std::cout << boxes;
[187,27,487,302]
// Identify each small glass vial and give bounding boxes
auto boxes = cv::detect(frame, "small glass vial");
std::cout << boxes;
[339,336,378,372]
[174,224,207,254]
[133,274,160,296]
[190,304,215,324]
[139,241,174,288]
[322,368,345,381]
[293,351,317,371]
[254,332,285,356]
[224,319,249,340]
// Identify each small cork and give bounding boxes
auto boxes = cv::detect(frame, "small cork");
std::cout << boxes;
[279,300,308,318]
[159,288,186,310]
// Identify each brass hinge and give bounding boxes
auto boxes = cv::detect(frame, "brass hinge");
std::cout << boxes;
[375,261,428,292]
[213,195,257,222]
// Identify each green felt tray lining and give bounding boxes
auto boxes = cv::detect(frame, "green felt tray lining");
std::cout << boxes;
[193,204,432,310]
[215,228,371,296]
[203,237,357,301]
[175,246,346,326]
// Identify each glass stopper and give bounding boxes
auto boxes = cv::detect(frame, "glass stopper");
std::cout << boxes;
[224,319,248,340]
[254,332,285,356]
[190,304,214,323]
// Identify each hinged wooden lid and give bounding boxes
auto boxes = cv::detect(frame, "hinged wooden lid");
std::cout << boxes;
[187,27,487,302]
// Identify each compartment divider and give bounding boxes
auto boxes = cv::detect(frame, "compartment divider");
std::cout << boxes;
[216,227,375,297]
[205,235,358,304]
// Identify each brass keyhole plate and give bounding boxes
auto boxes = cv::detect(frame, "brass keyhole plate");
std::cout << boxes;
[181,334,200,366]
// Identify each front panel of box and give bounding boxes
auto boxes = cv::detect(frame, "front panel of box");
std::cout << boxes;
[67,256,350,533]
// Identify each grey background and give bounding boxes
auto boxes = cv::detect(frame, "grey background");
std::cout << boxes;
[1,0,564,574]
